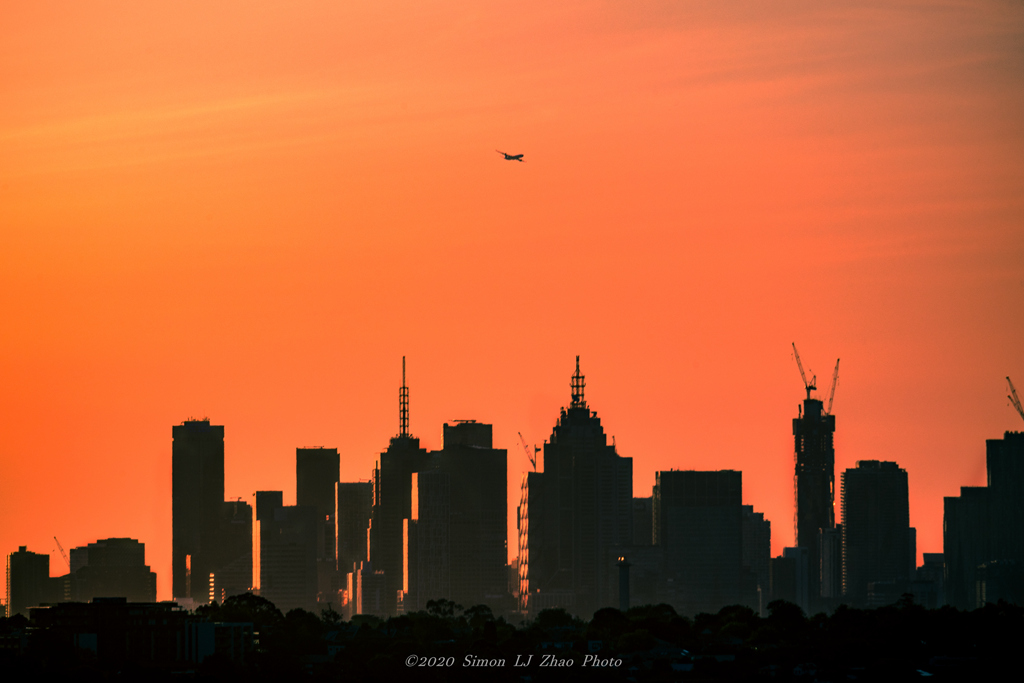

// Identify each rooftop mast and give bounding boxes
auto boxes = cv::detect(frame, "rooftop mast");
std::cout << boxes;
[571,355,587,408]
[399,356,410,437]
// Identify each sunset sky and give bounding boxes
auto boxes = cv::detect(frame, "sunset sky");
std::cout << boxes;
[2,0,1022,603]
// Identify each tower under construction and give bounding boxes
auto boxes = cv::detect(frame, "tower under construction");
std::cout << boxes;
[791,345,839,604]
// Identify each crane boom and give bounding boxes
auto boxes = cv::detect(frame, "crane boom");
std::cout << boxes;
[518,431,537,471]
[826,359,840,415]
[54,536,70,570]
[792,342,816,400]
[1008,377,1024,424]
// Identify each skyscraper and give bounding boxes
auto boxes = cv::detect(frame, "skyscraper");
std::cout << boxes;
[172,420,224,600]
[654,470,744,615]
[296,447,340,603]
[335,482,372,577]
[6,546,52,618]
[840,460,912,605]
[212,500,252,603]
[793,384,836,603]
[945,431,1024,608]
[367,358,429,615]
[519,358,633,618]
[403,421,507,612]
[253,491,318,612]
[742,505,772,614]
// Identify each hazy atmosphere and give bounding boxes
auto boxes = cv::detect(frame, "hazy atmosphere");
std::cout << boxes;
[2,0,1022,601]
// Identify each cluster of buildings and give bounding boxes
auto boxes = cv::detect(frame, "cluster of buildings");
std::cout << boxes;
[6,538,157,618]
[5,357,1024,621]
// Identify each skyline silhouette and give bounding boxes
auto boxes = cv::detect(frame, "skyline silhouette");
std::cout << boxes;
[1,1,1022,604]
[4,355,1023,607]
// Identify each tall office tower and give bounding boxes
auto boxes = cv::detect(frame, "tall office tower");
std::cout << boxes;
[296,447,340,603]
[405,469,451,611]
[945,431,1024,608]
[793,385,836,604]
[986,431,1024,593]
[367,358,430,616]
[742,505,772,613]
[519,358,633,618]
[840,461,911,605]
[336,482,372,578]
[438,421,507,609]
[212,500,252,603]
[654,470,744,615]
[404,421,507,612]
[67,538,157,603]
[252,491,318,612]
[172,420,225,601]
[6,546,52,617]
[252,490,283,595]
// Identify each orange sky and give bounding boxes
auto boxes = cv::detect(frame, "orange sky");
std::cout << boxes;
[2,1,1022,603]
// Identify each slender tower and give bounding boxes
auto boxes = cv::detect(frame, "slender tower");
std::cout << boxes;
[367,357,429,615]
[172,419,225,601]
[791,345,837,604]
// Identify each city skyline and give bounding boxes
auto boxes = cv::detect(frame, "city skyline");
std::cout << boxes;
[4,356,1022,604]
[2,1,1023,604]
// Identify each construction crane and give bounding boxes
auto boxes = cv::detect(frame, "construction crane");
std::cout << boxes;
[518,431,538,471]
[825,359,840,416]
[1008,377,1024,424]
[792,342,816,400]
[54,536,70,570]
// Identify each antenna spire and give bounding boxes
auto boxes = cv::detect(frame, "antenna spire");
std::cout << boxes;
[571,355,587,408]
[399,356,410,437]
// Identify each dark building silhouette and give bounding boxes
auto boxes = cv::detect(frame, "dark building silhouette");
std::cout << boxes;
[819,525,843,601]
[436,421,507,608]
[403,421,507,612]
[945,431,1024,608]
[405,469,450,611]
[742,505,772,615]
[793,387,836,604]
[909,552,945,609]
[335,482,372,583]
[211,500,252,603]
[770,546,809,613]
[654,470,743,615]
[296,447,340,604]
[519,358,633,618]
[67,538,157,603]
[367,358,430,616]
[840,461,912,605]
[172,419,224,601]
[253,491,318,612]
[6,546,52,618]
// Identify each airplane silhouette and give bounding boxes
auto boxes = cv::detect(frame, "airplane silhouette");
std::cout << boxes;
[496,150,524,162]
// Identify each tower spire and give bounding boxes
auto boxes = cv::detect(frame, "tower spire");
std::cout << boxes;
[571,355,587,408]
[399,356,410,437]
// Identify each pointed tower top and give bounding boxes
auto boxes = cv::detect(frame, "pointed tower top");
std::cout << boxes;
[399,356,410,437]
[570,355,587,409]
